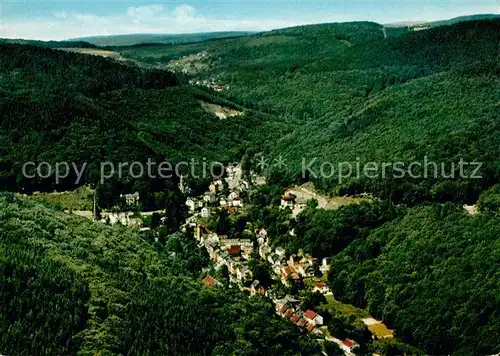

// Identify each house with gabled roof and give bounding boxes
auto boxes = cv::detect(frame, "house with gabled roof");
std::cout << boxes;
[232,196,243,207]
[342,339,359,353]
[227,245,241,256]
[304,309,323,325]
[250,280,265,296]
[280,193,295,208]
[313,282,330,294]
[303,309,324,326]
[297,318,307,327]
[186,197,197,212]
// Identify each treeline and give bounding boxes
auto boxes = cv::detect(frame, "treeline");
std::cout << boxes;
[0,194,321,355]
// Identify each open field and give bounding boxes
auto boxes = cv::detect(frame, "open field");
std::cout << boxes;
[289,183,370,210]
[319,294,371,322]
[56,47,125,60]
[200,101,243,119]
[19,186,94,211]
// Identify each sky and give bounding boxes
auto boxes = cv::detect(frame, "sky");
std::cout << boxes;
[0,0,498,40]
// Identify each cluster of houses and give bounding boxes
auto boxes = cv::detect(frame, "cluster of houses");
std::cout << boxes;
[273,292,360,353]
[196,224,255,283]
[258,228,332,287]
[189,167,373,353]
[185,165,250,218]
[188,78,228,92]
[276,296,325,334]
[186,188,245,218]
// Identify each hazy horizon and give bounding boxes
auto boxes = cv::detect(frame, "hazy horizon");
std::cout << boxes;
[0,0,498,41]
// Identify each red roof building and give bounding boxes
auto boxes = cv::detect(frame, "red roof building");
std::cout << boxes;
[203,276,217,287]
[290,314,300,323]
[343,339,357,348]
[304,310,317,320]
[315,282,327,289]
[286,309,294,318]
[279,305,287,314]
[228,245,241,255]
[291,273,301,280]
[298,318,307,327]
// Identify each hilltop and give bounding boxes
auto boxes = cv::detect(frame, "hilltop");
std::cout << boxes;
[70,31,255,47]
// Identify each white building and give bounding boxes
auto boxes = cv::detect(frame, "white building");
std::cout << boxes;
[121,192,140,205]
[232,196,243,207]
[280,194,295,208]
[203,194,216,204]
[186,198,196,212]
[201,207,211,218]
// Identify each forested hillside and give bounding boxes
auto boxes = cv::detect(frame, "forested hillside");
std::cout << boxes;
[0,194,320,355]
[0,43,269,208]
[119,19,500,204]
[287,199,500,355]
[1,17,499,356]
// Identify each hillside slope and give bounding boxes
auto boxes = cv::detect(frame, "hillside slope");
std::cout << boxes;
[0,43,265,207]
[119,19,500,204]
[328,202,500,355]
[0,194,320,355]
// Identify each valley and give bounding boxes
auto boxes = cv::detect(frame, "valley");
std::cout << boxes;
[0,14,499,356]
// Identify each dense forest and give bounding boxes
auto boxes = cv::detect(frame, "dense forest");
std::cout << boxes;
[1,17,499,356]
[284,198,500,355]
[0,43,271,208]
[0,194,321,355]
[120,19,500,204]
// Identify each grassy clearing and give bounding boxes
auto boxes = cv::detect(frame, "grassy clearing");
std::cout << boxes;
[367,323,394,339]
[22,186,94,211]
[318,294,370,328]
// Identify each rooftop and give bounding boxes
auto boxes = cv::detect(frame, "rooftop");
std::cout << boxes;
[202,276,217,287]
[304,310,316,320]
[343,339,357,347]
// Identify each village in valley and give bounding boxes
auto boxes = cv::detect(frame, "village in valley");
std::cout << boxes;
[178,164,395,355]
[25,163,396,355]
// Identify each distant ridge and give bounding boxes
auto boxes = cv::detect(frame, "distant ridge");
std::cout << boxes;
[385,13,500,28]
[0,38,97,48]
[68,31,256,47]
